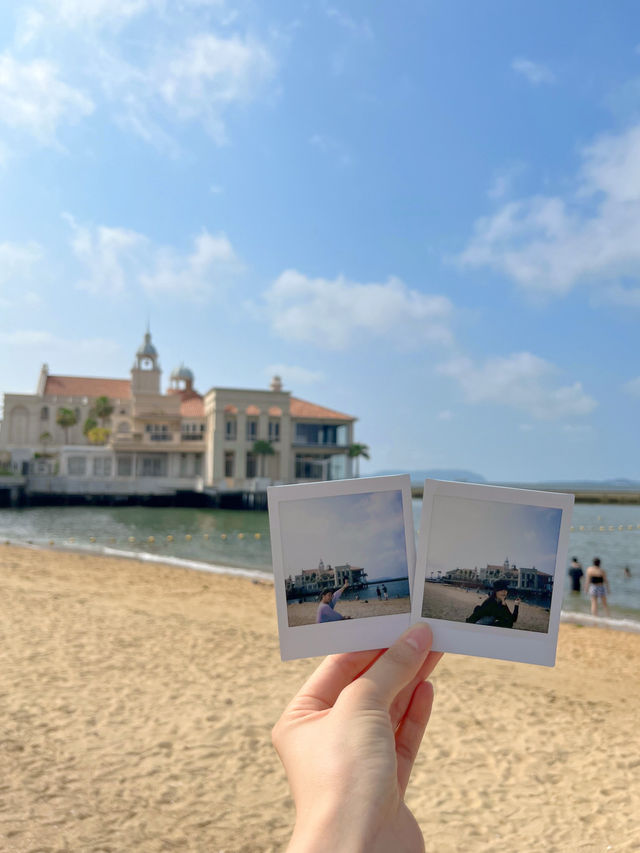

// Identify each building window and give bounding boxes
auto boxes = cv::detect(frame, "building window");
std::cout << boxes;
[224,451,235,477]
[93,457,112,477]
[117,456,133,476]
[268,419,280,442]
[225,417,237,440]
[40,406,49,421]
[194,454,202,475]
[141,456,167,476]
[68,456,86,476]
[295,423,343,445]
[246,417,258,441]
[246,451,257,478]
[74,408,81,422]
[295,454,331,480]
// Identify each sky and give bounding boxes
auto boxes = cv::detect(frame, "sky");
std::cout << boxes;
[278,489,408,581]
[425,495,562,577]
[1,1,640,482]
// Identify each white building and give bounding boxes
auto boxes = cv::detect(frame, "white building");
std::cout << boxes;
[0,331,358,497]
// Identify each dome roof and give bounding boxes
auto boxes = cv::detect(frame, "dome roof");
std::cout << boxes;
[137,332,158,359]
[170,363,194,382]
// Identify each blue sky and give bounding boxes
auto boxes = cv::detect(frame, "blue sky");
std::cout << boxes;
[278,489,408,581]
[1,0,640,481]
[425,496,562,576]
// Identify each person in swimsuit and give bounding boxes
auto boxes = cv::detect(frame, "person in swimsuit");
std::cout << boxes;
[585,557,610,617]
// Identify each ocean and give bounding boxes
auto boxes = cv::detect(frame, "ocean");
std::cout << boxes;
[1,500,639,627]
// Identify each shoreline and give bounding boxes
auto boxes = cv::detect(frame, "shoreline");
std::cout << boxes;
[3,537,640,633]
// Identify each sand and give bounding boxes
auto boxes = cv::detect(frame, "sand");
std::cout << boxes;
[286,596,410,626]
[422,582,551,632]
[1,543,640,853]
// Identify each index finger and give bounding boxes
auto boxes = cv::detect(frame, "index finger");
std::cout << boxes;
[288,647,385,712]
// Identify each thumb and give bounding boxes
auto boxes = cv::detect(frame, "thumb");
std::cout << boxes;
[351,624,434,710]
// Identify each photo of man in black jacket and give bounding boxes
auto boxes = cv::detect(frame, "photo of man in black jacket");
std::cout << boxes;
[465,579,521,628]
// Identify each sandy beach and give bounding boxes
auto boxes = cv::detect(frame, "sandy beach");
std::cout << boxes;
[287,595,410,626]
[422,581,551,632]
[2,543,640,853]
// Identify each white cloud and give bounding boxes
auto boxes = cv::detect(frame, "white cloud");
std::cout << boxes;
[310,133,351,166]
[622,376,640,397]
[140,230,241,300]
[25,0,157,31]
[487,162,526,200]
[154,33,275,143]
[459,123,640,298]
[0,240,43,286]
[9,4,276,150]
[0,329,119,356]
[262,270,454,349]
[512,58,555,85]
[437,409,453,421]
[0,54,94,143]
[65,215,147,295]
[266,364,325,386]
[437,352,597,420]
[326,8,373,39]
[65,216,240,300]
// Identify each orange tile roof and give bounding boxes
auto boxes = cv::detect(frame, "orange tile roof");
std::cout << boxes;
[290,397,355,421]
[180,397,205,417]
[44,375,132,399]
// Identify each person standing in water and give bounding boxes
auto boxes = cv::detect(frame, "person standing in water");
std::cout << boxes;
[568,557,584,594]
[585,557,610,617]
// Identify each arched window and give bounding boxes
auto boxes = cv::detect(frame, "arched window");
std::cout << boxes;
[40,406,49,420]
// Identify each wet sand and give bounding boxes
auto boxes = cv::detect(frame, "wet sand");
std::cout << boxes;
[422,582,551,632]
[2,543,639,853]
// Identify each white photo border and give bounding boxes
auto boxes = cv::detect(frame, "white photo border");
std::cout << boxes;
[268,475,415,661]
[411,479,574,667]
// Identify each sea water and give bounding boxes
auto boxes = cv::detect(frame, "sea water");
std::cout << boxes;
[1,501,639,623]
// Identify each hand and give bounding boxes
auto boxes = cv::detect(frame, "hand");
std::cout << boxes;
[272,624,442,853]
[514,598,521,606]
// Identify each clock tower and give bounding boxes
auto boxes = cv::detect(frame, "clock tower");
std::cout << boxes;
[131,329,161,395]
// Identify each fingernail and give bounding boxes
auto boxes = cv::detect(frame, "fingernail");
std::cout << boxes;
[404,624,431,653]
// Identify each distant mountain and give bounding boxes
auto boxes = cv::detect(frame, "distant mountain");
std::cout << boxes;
[506,478,640,492]
[373,469,486,485]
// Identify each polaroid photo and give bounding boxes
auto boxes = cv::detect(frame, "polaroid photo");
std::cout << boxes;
[411,480,574,667]
[268,475,415,660]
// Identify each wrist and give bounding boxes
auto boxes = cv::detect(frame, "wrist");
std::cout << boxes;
[287,803,370,853]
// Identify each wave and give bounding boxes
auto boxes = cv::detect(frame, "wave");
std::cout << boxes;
[559,610,640,634]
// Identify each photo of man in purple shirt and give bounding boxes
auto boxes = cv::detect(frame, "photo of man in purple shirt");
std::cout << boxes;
[316,582,350,623]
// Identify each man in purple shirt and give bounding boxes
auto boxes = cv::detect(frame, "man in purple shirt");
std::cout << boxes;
[316,582,350,623]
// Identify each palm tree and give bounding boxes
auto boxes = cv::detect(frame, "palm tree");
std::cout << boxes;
[56,408,77,445]
[87,426,111,446]
[83,416,98,437]
[348,442,370,478]
[93,396,114,426]
[39,431,52,456]
[252,439,275,478]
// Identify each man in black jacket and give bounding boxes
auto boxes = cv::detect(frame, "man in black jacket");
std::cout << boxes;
[465,579,520,628]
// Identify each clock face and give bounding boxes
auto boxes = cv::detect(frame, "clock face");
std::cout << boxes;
[142,358,152,369]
